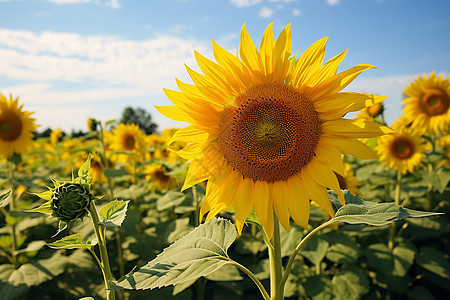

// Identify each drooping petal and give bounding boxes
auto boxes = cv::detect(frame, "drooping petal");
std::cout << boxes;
[287,176,310,229]
[181,159,209,191]
[301,167,335,217]
[272,180,291,231]
[234,178,255,234]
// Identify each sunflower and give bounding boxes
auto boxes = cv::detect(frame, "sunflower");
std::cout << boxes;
[157,23,391,237]
[50,128,62,145]
[0,93,38,158]
[357,101,384,121]
[402,71,450,135]
[376,117,428,174]
[145,163,177,191]
[335,163,363,197]
[109,123,148,164]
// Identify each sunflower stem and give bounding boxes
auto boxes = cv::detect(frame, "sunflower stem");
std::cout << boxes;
[6,161,19,269]
[388,171,402,250]
[225,259,270,300]
[268,213,283,300]
[280,219,335,292]
[89,201,115,300]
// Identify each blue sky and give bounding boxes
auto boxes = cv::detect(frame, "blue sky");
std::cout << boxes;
[1,0,449,133]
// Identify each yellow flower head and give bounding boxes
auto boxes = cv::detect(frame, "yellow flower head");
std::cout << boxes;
[110,123,148,163]
[0,93,38,158]
[145,163,177,191]
[357,101,384,120]
[376,116,429,174]
[335,163,363,197]
[402,71,450,135]
[50,128,62,145]
[157,23,392,237]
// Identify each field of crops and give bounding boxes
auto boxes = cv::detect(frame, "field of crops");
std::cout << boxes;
[1,25,449,300]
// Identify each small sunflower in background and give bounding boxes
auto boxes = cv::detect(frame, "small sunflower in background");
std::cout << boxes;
[0,93,38,158]
[145,163,177,191]
[158,23,391,237]
[376,117,429,174]
[335,163,363,197]
[358,101,385,123]
[109,123,148,164]
[50,128,63,145]
[402,71,450,136]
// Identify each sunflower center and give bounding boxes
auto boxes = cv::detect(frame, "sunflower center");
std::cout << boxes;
[219,82,321,182]
[367,103,382,117]
[0,112,23,142]
[125,136,136,150]
[391,136,415,159]
[155,169,170,182]
[419,88,450,116]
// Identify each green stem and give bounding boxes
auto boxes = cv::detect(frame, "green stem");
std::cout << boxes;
[226,259,270,300]
[89,201,115,300]
[388,171,402,250]
[280,219,335,291]
[6,161,19,269]
[268,213,283,300]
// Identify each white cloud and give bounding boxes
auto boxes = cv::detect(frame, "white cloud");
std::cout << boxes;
[0,28,210,131]
[0,28,207,94]
[345,74,417,124]
[230,0,262,8]
[47,0,91,4]
[46,0,121,9]
[259,6,274,18]
[292,8,301,17]
[326,0,339,6]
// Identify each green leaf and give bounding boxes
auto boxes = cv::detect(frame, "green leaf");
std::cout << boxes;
[78,153,91,177]
[331,266,369,300]
[15,240,47,254]
[329,190,442,226]
[103,168,129,178]
[98,200,129,228]
[31,189,53,201]
[392,243,416,277]
[416,246,450,279]
[304,275,333,300]
[420,169,450,194]
[47,233,96,250]
[27,200,53,216]
[280,223,305,258]
[111,218,238,290]
[1,251,68,300]
[366,243,394,274]
[300,234,329,266]
[156,191,186,211]
[324,233,359,264]
[0,189,12,208]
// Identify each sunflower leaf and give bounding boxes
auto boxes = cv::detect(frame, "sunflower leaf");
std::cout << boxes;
[329,190,442,226]
[0,189,12,208]
[97,200,129,228]
[47,233,95,250]
[111,218,238,290]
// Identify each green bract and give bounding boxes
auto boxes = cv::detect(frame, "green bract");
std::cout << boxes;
[51,183,94,223]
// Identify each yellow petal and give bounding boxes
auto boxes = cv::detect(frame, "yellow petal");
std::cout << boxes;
[207,169,238,221]
[234,178,254,235]
[212,39,248,89]
[200,180,219,222]
[154,105,196,124]
[287,176,309,229]
[321,136,378,159]
[307,64,375,101]
[322,118,394,138]
[272,180,291,231]
[185,65,230,104]
[253,180,274,238]
[304,49,347,87]
[169,125,209,145]
[259,22,275,75]
[181,159,209,191]
[301,166,335,217]
[292,37,328,88]
[272,24,292,82]
[315,139,345,175]
[240,24,263,78]
[307,158,344,204]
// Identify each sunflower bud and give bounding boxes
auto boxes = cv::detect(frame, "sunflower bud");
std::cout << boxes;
[51,183,94,222]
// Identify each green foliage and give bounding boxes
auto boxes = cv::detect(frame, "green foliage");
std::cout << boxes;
[112,218,238,290]
[97,199,129,228]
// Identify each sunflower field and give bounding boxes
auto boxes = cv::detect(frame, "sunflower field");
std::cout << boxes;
[1,25,449,300]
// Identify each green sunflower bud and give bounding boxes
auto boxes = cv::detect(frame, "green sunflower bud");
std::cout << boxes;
[51,183,95,223]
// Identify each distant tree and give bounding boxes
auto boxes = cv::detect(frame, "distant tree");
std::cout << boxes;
[119,107,158,134]
[33,127,53,139]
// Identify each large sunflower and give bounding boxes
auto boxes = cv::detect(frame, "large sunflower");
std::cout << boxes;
[376,117,428,174]
[157,24,391,237]
[0,93,38,158]
[402,71,450,135]
[109,123,148,164]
